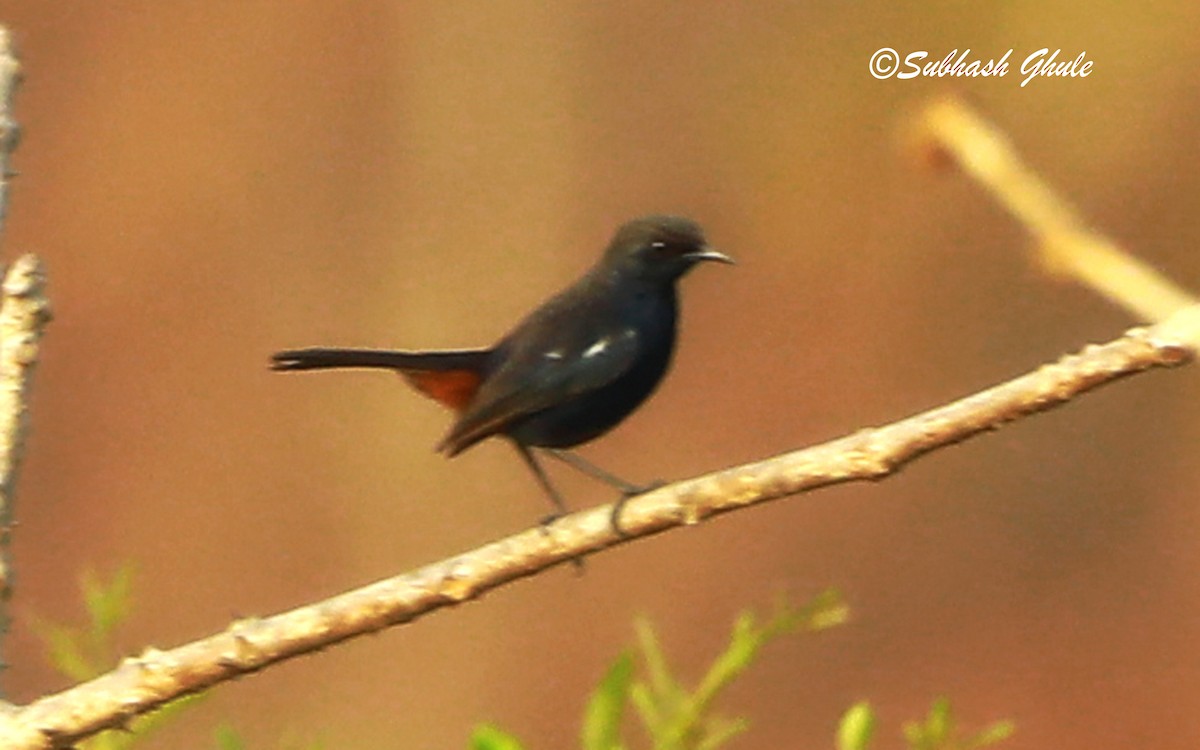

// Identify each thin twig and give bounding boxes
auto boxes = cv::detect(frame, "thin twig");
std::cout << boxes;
[0,26,19,246]
[0,313,1193,749]
[920,97,1197,321]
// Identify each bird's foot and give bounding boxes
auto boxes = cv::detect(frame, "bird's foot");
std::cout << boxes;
[609,478,668,537]
[535,512,587,575]
[623,478,666,497]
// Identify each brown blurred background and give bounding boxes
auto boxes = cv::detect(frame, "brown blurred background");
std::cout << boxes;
[2,2,1199,748]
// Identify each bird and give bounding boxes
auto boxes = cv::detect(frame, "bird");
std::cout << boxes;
[271,215,732,518]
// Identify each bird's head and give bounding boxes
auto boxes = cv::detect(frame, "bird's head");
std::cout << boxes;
[603,215,733,283]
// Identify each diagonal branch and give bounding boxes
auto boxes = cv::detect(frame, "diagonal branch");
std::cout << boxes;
[920,97,1198,320]
[0,310,1195,749]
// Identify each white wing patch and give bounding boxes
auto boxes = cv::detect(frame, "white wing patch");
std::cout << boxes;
[581,329,637,360]
[583,338,609,358]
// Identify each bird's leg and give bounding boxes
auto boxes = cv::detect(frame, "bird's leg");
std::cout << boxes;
[513,444,586,574]
[542,449,668,537]
[513,443,569,523]
[542,448,661,496]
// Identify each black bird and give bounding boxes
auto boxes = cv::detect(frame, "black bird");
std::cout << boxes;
[271,215,732,516]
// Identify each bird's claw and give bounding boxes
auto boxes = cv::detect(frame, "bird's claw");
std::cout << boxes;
[622,478,666,497]
[534,512,587,574]
[609,479,667,537]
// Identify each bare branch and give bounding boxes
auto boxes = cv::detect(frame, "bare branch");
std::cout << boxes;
[0,255,50,596]
[0,26,19,245]
[0,26,48,703]
[0,311,1193,749]
[920,97,1197,321]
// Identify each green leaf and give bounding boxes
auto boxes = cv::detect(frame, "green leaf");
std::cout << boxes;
[690,604,797,719]
[904,696,953,750]
[695,716,749,750]
[634,617,679,704]
[837,701,876,750]
[628,682,662,736]
[965,720,1016,748]
[40,623,95,682]
[697,611,759,698]
[925,697,952,744]
[902,718,926,750]
[798,589,850,632]
[582,651,634,750]
[213,723,246,750]
[470,723,526,750]
[83,564,135,640]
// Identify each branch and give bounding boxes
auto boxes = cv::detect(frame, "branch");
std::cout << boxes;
[0,25,19,245]
[919,97,1198,321]
[0,255,49,607]
[0,313,1194,748]
[0,26,49,702]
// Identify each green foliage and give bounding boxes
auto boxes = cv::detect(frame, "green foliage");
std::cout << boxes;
[839,698,1013,750]
[624,589,848,750]
[837,701,877,750]
[901,697,1015,750]
[214,724,248,750]
[32,564,205,750]
[582,651,635,750]
[470,724,528,750]
[475,589,848,750]
[472,592,1015,750]
[37,564,135,683]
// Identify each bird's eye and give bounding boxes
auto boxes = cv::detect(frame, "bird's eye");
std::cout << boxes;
[650,241,666,252]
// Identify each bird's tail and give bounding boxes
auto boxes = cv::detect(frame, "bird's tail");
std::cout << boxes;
[270,347,489,411]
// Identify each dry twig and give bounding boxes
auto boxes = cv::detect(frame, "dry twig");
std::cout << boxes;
[0,26,19,245]
[921,97,1197,321]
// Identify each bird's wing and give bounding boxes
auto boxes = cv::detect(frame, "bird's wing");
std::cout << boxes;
[438,324,641,454]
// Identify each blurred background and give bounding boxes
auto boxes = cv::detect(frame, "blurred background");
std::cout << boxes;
[2,2,1199,748]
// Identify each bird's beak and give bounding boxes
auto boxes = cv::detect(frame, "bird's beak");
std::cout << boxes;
[686,246,735,265]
